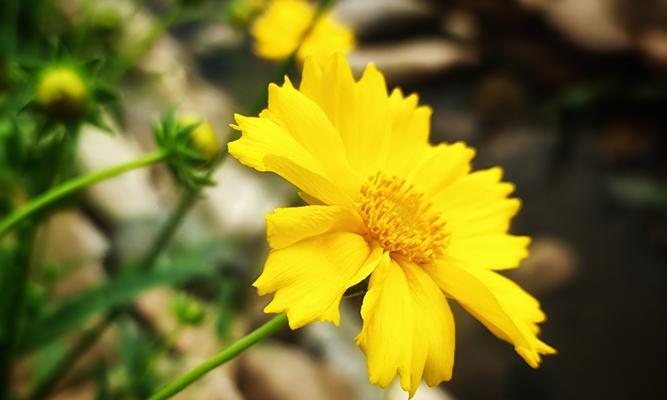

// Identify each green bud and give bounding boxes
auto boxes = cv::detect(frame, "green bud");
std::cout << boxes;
[171,293,206,327]
[177,116,221,162]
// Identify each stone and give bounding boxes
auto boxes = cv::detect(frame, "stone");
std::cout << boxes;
[37,210,109,267]
[348,39,476,85]
[335,0,434,37]
[77,126,163,221]
[509,237,577,295]
[237,346,357,400]
[538,0,631,52]
[202,158,292,236]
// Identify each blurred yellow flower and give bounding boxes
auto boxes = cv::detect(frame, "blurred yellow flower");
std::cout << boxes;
[251,0,355,61]
[37,67,88,121]
[229,54,555,397]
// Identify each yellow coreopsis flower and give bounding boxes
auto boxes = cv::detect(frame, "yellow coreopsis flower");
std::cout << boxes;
[229,54,555,396]
[251,0,355,62]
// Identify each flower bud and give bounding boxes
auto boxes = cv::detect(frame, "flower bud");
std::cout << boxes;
[178,116,221,162]
[37,67,89,121]
[171,293,206,327]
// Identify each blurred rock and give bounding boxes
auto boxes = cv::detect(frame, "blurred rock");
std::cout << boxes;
[202,158,292,236]
[593,117,658,165]
[431,104,478,144]
[509,237,577,295]
[335,0,434,38]
[51,382,97,400]
[189,23,244,59]
[473,74,526,127]
[516,0,549,11]
[36,210,108,298]
[387,381,455,400]
[37,210,109,267]
[348,39,476,85]
[237,346,357,400]
[440,10,478,41]
[639,29,667,66]
[175,366,243,400]
[78,126,163,220]
[537,0,631,52]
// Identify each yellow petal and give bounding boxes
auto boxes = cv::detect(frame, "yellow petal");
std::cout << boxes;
[300,54,392,177]
[300,53,357,148]
[255,232,379,329]
[350,63,392,176]
[263,78,361,195]
[433,167,520,238]
[229,113,319,173]
[446,234,531,270]
[266,205,366,249]
[405,141,475,196]
[382,89,432,176]
[229,115,352,206]
[357,255,455,397]
[424,258,555,368]
[264,155,353,206]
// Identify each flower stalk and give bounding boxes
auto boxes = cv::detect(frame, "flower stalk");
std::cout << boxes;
[148,314,288,400]
[0,149,170,239]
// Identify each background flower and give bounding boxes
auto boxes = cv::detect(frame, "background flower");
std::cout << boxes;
[251,0,355,61]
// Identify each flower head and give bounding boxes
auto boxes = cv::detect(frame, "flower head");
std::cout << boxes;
[229,54,555,396]
[37,66,89,121]
[251,0,355,62]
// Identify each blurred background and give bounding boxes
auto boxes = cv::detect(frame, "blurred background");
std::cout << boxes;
[1,0,666,399]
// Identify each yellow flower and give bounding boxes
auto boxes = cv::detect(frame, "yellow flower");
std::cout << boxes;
[229,54,555,396]
[251,0,355,62]
[37,67,89,121]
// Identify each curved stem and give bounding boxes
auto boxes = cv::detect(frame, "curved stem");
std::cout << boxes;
[139,187,200,270]
[0,149,170,239]
[148,314,288,400]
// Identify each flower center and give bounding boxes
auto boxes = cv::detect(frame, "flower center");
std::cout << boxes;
[358,173,448,264]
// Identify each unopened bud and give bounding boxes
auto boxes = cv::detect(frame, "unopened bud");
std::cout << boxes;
[37,67,88,121]
[171,293,206,326]
[179,116,221,161]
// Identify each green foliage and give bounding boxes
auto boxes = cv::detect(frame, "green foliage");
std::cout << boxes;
[18,260,216,354]
[118,317,162,398]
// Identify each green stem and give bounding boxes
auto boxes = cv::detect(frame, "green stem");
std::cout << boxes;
[0,149,170,239]
[139,188,200,270]
[148,314,288,400]
[0,226,36,399]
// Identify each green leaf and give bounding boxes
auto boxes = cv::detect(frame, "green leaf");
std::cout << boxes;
[17,261,217,354]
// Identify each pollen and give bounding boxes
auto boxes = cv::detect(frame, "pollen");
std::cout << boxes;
[359,173,448,264]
